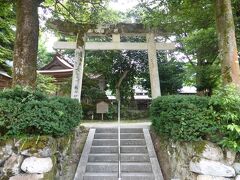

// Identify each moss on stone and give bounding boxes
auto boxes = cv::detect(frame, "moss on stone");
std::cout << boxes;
[43,155,57,180]
[191,156,201,163]
[56,133,74,153]
[19,136,50,153]
[0,176,11,180]
[193,141,207,155]
[0,140,7,147]
[0,170,14,180]
[0,139,13,147]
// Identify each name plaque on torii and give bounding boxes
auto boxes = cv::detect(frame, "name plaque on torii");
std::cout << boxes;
[51,22,175,102]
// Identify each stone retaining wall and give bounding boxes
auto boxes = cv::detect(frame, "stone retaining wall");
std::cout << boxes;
[151,132,240,180]
[0,126,88,180]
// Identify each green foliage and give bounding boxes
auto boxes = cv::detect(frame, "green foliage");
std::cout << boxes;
[231,1,240,57]
[37,37,53,68]
[210,85,240,123]
[45,0,109,25]
[96,9,126,24]
[57,77,72,96]
[0,87,82,138]
[81,75,107,101]
[36,73,57,95]
[151,95,214,141]
[0,2,15,72]
[220,124,240,152]
[120,107,149,120]
[85,47,184,101]
[135,0,220,94]
[85,49,148,102]
[151,85,240,152]
[0,86,47,102]
[209,84,240,151]
[82,103,95,120]
[141,52,185,95]
[182,27,220,94]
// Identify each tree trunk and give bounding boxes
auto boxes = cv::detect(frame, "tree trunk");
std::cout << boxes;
[196,58,205,96]
[215,0,240,85]
[12,0,40,88]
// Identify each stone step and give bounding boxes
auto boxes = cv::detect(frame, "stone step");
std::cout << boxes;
[94,133,144,140]
[88,154,118,162]
[92,139,118,146]
[84,172,117,180]
[83,172,154,180]
[121,173,155,180]
[121,139,146,146]
[121,162,152,172]
[86,162,152,173]
[95,128,118,133]
[95,128,143,134]
[88,153,150,163]
[92,139,146,146]
[121,146,148,153]
[86,162,118,172]
[94,133,118,139]
[121,133,144,139]
[90,146,118,153]
[74,128,164,180]
[121,153,150,162]
[121,128,143,133]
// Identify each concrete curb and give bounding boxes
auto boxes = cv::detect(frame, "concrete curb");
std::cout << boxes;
[74,128,96,180]
[143,129,164,180]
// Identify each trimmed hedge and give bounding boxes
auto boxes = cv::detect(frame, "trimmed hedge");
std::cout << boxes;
[0,87,82,137]
[150,95,216,141]
[151,85,240,152]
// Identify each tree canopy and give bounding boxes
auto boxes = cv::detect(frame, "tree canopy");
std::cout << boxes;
[0,0,239,98]
[130,0,240,94]
[0,2,15,73]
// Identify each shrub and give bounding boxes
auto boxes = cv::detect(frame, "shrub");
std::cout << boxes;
[150,95,215,141]
[151,85,240,152]
[209,84,240,151]
[210,84,240,124]
[0,86,46,102]
[0,88,82,138]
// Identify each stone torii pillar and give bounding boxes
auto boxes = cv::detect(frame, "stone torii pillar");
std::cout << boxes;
[70,35,86,102]
[147,33,161,98]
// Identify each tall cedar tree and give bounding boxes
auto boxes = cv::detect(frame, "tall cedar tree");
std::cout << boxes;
[215,0,240,85]
[13,0,43,87]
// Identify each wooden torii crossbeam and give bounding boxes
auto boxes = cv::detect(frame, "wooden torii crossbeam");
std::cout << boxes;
[52,23,175,102]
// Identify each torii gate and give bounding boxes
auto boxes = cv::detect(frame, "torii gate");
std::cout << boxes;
[52,23,175,102]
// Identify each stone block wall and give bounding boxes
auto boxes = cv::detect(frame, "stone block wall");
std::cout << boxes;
[0,126,88,180]
[151,132,240,180]
[0,136,58,180]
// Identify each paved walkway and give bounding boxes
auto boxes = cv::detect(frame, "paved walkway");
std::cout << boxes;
[82,121,151,129]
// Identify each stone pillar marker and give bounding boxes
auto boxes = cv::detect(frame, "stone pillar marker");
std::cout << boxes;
[147,33,161,98]
[71,36,86,102]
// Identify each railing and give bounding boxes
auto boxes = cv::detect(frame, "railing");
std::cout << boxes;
[118,99,121,180]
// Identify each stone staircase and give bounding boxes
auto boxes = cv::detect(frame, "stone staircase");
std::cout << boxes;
[74,128,163,180]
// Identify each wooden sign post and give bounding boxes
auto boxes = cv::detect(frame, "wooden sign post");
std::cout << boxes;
[96,101,109,120]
